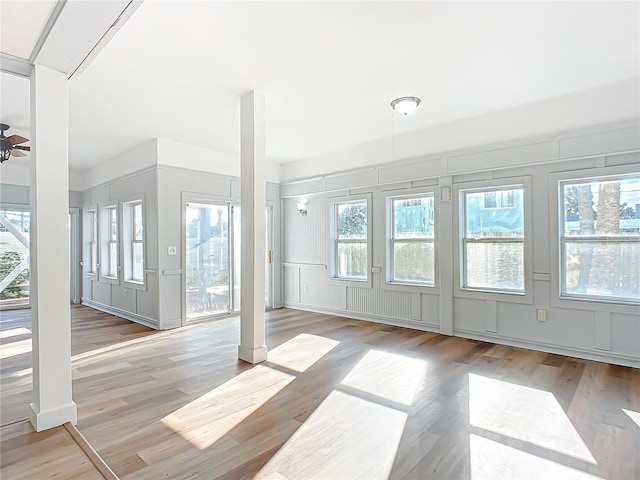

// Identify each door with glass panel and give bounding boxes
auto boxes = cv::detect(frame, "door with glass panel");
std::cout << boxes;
[185,202,231,320]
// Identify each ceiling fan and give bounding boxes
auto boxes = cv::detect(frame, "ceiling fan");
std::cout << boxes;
[0,124,30,163]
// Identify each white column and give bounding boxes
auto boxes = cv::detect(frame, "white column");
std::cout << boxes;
[238,91,268,364]
[29,65,77,431]
[438,175,454,336]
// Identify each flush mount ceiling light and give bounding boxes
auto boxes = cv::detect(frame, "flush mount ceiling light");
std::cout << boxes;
[391,96,421,116]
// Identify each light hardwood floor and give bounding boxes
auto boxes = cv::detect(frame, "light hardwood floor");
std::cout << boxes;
[1,305,639,479]
[1,421,104,480]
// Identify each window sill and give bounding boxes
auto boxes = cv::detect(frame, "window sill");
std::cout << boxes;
[551,294,640,313]
[455,286,532,304]
[384,281,438,294]
[124,279,147,291]
[99,276,120,286]
[329,277,372,289]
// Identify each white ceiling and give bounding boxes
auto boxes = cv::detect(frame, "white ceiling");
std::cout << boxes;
[1,1,639,177]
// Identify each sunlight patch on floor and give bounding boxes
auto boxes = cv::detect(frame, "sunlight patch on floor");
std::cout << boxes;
[470,434,602,480]
[256,390,407,480]
[0,327,31,339]
[469,374,597,464]
[0,338,31,359]
[340,349,426,406]
[71,325,192,365]
[622,408,640,428]
[162,364,294,450]
[268,333,339,372]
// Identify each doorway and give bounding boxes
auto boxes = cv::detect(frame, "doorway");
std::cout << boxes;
[185,201,274,322]
[185,202,231,320]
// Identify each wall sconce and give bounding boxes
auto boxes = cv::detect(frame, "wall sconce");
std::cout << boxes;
[296,202,308,216]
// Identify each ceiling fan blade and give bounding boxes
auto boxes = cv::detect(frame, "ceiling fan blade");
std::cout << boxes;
[11,149,27,157]
[6,134,28,145]
[13,145,30,151]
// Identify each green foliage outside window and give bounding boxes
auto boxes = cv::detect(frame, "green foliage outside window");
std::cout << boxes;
[0,252,29,300]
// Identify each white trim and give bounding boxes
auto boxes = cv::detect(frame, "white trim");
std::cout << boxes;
[280,120,639,195]
[69,208,81,304]
[383,187,439,293]
[328,193,373,288]
[283,303,441,333]
[121,194,146,289]
[98,203,120,285]
[82,299,159,330]
[453,177,534,304]
[282,305,638,368]
[549,164,640,313]
[454,328,639,369]
[29,401,77,433]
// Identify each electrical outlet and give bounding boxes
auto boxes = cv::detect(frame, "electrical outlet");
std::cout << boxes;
[303,284,309,292]
[168,246,177,256]
[536,309,547,322]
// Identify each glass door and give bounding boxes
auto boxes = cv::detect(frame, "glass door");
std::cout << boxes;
[185,202,230,320]
[232,205,241,312]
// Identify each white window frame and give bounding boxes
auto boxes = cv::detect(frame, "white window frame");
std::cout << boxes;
[329,193,373,288]
[122,196,146,288]
[99,204,119,284]
[550,165,640,310]
[454,177,533,304]
[386,191,437,288]
[83,207,98,276]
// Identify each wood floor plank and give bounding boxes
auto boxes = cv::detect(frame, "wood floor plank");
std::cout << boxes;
[0,421,104,480]
[0,305,638,479]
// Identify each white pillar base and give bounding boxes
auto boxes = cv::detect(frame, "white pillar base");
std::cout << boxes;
[29,401,77,432]
[238,345,268,364]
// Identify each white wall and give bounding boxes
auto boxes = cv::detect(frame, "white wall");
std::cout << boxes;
[73,139,159,192]
[81,169,160,327]
[158,138,282,183]
[281,121,640,367]
[280,81,639,182]
[156,165,282,328]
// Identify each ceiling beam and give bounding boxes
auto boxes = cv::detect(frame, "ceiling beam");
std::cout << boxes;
[29,0,143,78]
[0,53,33,79]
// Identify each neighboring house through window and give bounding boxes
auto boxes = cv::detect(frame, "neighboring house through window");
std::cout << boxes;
[389,194,435,285]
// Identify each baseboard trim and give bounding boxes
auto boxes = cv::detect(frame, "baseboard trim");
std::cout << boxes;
[81,299,159,330]
[283,303,441,334]
[283,304,639,368]
[29,401,77,432]
[454,328,640,368]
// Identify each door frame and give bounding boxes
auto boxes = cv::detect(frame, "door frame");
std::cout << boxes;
[69,207,81,304]
[181,192,234,326]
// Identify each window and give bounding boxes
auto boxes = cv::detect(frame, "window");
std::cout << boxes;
[0,209,30,305]
[123,200,144,284]
[483,190,515,209]
[88,209,97,274]
[560,174,639,303]
[101,205,118,279]
[389,194,435,285]
[462,185,525,293]
[333,200,368,280]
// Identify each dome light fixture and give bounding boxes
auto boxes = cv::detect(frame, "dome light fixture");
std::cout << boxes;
[391,96,421,116]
